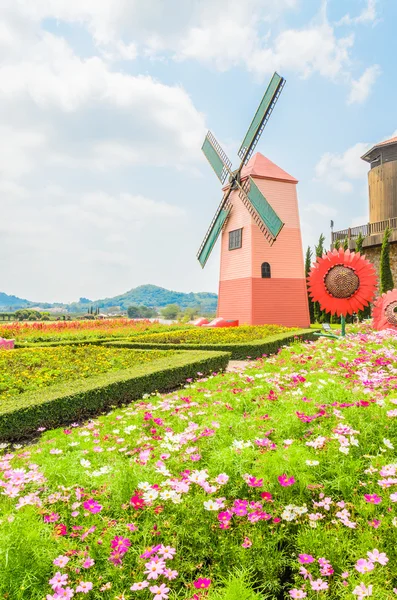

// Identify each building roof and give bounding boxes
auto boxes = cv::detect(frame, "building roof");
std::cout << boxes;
[361,136,397,162]
[241,152,298,183]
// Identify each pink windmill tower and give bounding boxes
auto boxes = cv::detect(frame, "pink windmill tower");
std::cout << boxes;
[197,73,310,328]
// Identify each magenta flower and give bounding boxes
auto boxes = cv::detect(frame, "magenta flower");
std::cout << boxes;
[82,558,94,569]
[298,554,314,564]
[242,537,252,548]
[364,494,382,504]
[83,499,102,514]
[247,476,263,488]
[111,536,131,553]
[278,474,295,487]
[260,492,273,502]
[53,555,69,568]
[193,578,211,589]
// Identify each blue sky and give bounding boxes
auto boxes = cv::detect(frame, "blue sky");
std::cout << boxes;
[0,0,396,302]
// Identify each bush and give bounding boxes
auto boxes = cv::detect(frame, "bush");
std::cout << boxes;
[0,350,230,441]
[105,329,316,360]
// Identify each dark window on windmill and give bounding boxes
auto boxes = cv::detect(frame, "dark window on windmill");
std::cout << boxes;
[229,228,242,250]
[261,262,271,278]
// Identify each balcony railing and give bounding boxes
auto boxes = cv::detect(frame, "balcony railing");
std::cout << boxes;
[331,217,397,244]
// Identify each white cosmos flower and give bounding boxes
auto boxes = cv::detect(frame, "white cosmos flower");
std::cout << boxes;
[143,490,159,502]
[203,500,220,511]
[80,459,91,468]
[306,460,319,466]
[383,438,394,449]
[138,482,152,491]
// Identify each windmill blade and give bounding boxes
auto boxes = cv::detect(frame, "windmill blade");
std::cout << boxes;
[238,72,285,166]
[238,177,283,245]
[197,194,232,268]
[202,131,233,184]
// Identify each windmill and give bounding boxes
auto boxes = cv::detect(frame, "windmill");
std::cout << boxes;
[198,72,286,268]
[197,72,310,327]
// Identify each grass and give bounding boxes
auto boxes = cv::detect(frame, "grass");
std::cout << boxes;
[122,324,296,344]
[1,330,397,598]
[0,346,173,402]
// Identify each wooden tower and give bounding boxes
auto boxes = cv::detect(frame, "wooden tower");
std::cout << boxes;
[197,73,310,327]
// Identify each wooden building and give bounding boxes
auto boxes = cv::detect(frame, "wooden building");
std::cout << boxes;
[332,136,397,284]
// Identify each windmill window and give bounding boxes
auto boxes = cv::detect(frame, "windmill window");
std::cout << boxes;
[229,228,242,250]
[261,262,271,278]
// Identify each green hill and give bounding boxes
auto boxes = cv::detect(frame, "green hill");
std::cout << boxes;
[68,285,218,313]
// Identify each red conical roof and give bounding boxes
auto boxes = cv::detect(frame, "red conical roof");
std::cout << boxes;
[241,152,298,183]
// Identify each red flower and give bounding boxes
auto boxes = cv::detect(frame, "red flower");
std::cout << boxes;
[307,248,377,316]
[373,289,397,331]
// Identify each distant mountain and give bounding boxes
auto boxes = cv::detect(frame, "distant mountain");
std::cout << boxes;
[0,292,32,310]
[68,285,218,313]
[0,285,218,313]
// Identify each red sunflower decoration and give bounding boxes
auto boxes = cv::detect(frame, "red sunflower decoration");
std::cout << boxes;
[372,289,397,331]
[308,248,377,317]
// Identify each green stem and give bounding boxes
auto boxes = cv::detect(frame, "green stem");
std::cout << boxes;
[341,314,346,337]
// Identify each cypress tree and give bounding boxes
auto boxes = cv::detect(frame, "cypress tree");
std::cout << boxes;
[355,231,366,321]
[305,246,314,323]
[314,234,325,323]
[380,227,394,294]
[334,239,340,250]
[343,236,349,251]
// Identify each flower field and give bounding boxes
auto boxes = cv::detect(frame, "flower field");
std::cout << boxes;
[1,331,397,599]
[125,324,296,345]
[0,347,173,403]
[0,319,187,344]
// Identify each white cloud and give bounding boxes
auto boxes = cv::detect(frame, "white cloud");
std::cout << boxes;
[347,65,381,105]
[306,203,337,217]
[315,142,370,193]
[338,0,378,26]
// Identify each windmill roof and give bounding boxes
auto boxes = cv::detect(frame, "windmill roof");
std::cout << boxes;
[361,136,397,161]
[241,152,298,183]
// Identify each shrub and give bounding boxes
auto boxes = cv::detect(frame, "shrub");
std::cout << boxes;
[0,350,230,441]
[105,329,316,360]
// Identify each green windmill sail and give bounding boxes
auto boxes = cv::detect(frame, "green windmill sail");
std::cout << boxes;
[197,72,286,268]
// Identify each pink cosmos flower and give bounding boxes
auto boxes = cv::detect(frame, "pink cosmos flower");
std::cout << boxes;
[355,559,374,574]
[131,581,150,591]
[126,523,138,531]
[193,578,211,589]
[54,588,75,599]
[83,499,102,514]
[352,583,372,597]
[367,549,388,565]
[368,519,381,528]
[149,584,170,600]
[310,579,328,591]
[363,494,382,504]
[163,569,178,580]
[158,546,176,559]
[289,590,307,599]
[49,572,68,590]
[82,558,94,569]
[278,474,295,487]
[298,554,314,564]
[144,560,165,580]
[76,581,93,594]
[53,556,69,568]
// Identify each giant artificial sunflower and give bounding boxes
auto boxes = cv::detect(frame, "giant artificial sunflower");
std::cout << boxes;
[307,248,377,317]
[372,289,397,331]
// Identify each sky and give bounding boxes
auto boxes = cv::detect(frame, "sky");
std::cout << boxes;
[1,0,396,303]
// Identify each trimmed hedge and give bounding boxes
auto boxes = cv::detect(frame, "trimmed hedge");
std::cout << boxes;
[105,329,317,360]
[0,350,230,442]
[15,338,115,348]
